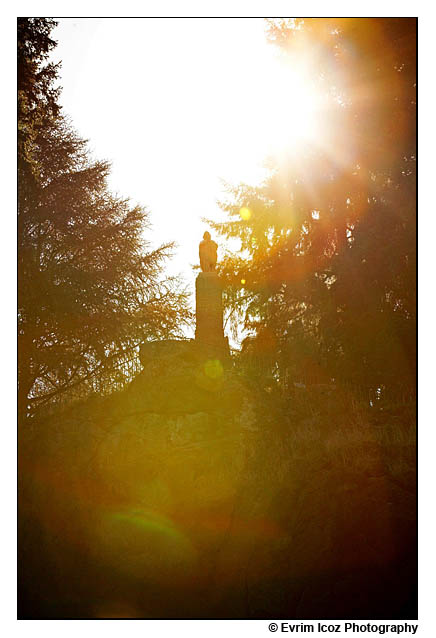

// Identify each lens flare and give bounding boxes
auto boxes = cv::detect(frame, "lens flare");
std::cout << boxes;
[204,359,224,379]
[239,207,252,221]
[95,507,197,583]
[111,509,184,541]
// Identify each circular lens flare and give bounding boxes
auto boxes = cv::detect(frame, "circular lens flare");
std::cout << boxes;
[239,207,252,221]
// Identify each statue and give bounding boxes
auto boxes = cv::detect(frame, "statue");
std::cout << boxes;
[199,231,218,272]
[196,231,228,355]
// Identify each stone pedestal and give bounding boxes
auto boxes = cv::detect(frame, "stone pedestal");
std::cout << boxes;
[195,272,228,354]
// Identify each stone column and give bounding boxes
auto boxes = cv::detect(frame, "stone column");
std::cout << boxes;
[195,272,228,353]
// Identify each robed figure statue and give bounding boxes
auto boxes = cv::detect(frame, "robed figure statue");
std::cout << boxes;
[199,231,218,272]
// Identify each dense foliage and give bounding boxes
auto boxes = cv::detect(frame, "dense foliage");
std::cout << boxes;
[18,18,192,417]
[209,18,416,399]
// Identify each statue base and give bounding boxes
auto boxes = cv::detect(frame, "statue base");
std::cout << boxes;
[195,272,229,357]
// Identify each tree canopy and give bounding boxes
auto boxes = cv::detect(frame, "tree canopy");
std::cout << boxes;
[208,18,416,398]
[18,18,193,417]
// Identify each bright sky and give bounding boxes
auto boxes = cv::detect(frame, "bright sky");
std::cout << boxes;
[49,20,268,269]
[48,17,332,344]
[49,19,320,280]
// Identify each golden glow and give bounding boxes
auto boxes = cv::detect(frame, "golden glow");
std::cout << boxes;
[241,279,246,285]
[239,207,252,221]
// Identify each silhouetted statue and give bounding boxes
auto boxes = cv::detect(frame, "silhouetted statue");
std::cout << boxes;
[199,231,218,272]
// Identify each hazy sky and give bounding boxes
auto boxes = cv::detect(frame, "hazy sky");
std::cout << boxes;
[49,19,318,270]
[47,17,328,344]
[50,20,271,262]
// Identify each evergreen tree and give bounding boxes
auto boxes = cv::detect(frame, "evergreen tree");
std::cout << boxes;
[209,18,416,398]
[18,18,192,417]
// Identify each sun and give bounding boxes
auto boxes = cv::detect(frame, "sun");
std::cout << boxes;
[259,66,325,157]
